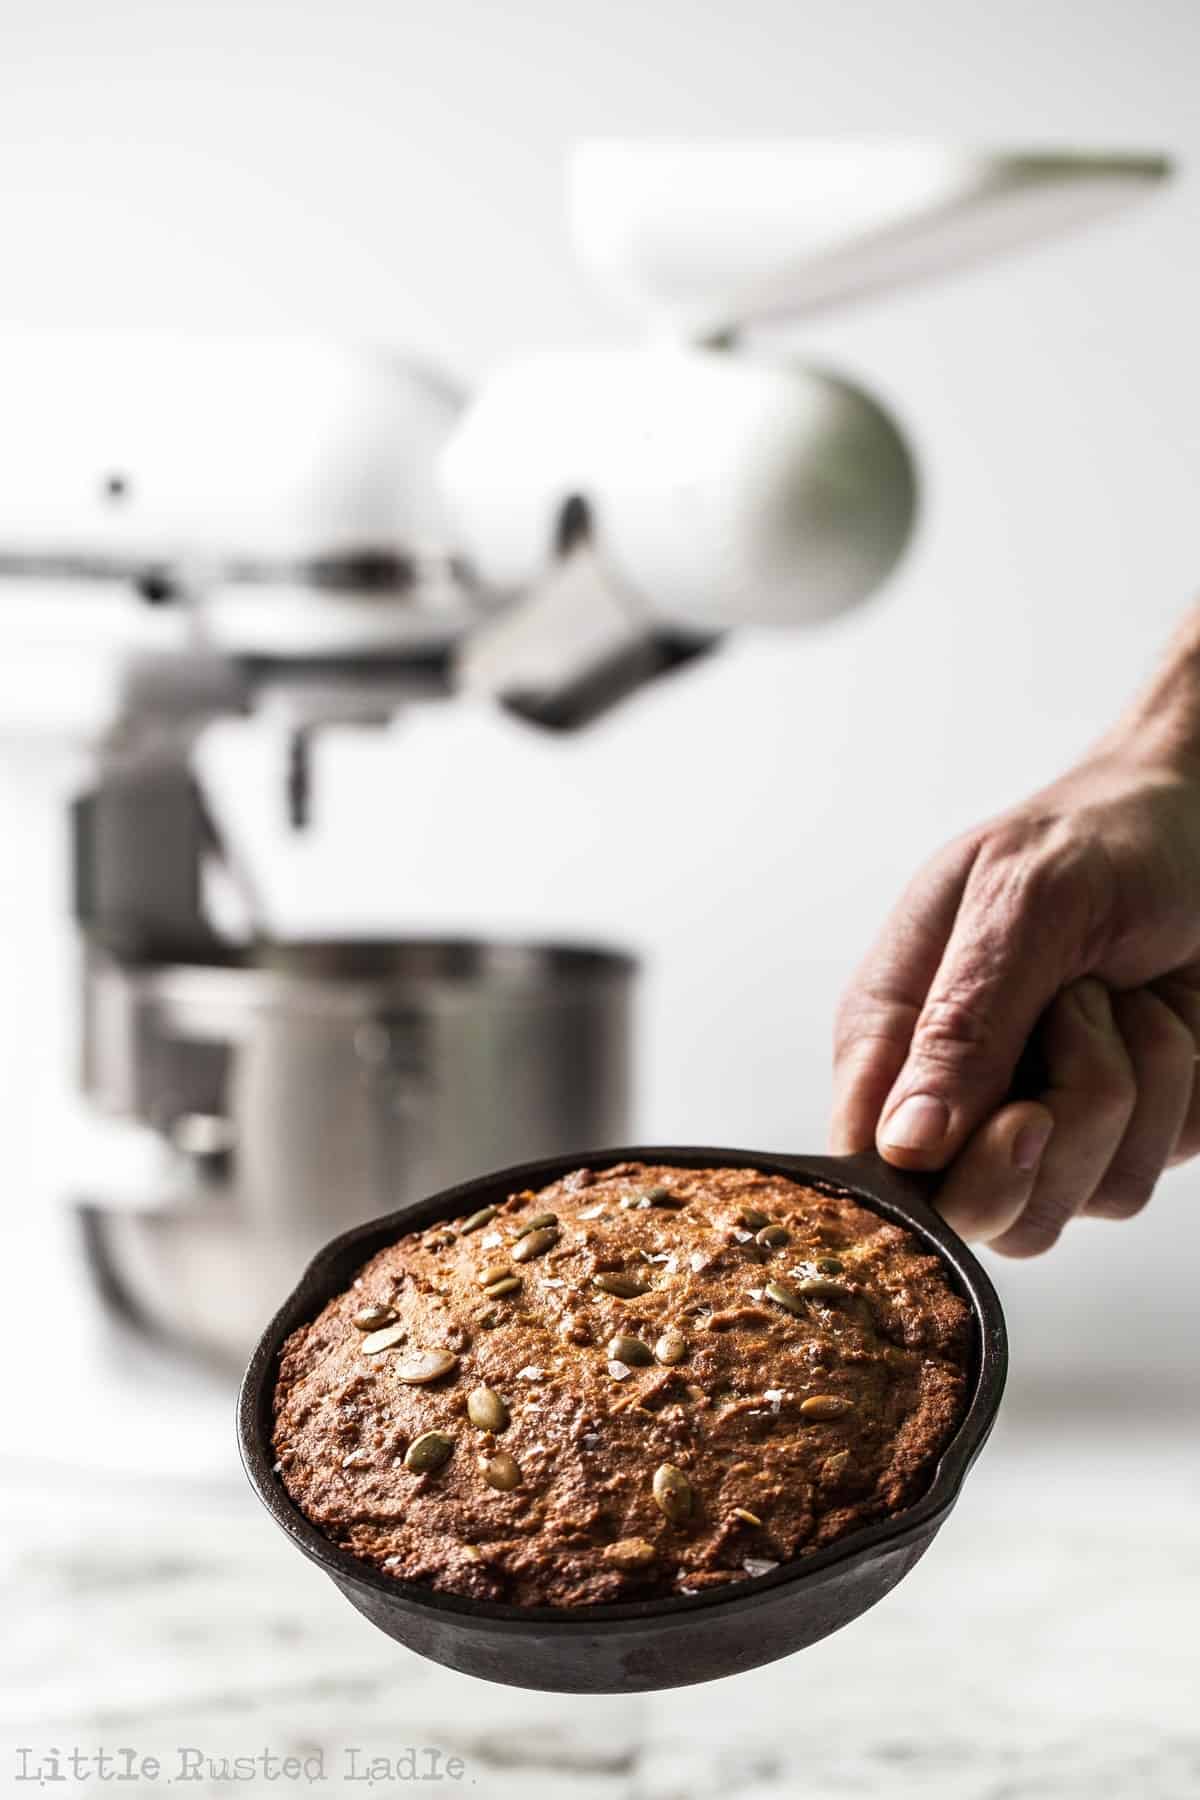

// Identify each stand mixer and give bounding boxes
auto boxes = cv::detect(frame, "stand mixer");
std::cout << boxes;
[0,143,1166,1362]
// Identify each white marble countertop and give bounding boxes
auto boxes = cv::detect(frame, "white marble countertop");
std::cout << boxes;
[4,1396,1197,1800]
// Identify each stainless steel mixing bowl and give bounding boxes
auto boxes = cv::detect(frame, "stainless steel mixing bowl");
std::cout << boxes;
[77,939,635,1363]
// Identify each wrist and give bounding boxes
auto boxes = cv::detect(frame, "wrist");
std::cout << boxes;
[1098,602,1200,784]
[1099,713,1200,786]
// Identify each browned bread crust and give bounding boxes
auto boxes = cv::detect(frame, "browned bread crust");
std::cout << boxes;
[272,1163,971,1607]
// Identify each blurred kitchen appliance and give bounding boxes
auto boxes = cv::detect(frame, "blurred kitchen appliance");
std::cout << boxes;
[0,144,1166,1361]
[78,941,634,1363]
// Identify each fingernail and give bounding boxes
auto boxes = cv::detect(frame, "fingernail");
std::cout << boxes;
[1012,1116,1053,1173]
[881,1094,950,1154]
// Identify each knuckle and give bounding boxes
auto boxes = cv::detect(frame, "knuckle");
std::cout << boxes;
[967,842,1043,930]
[1087,1167,1156,1221]
[1116,990,1196,1067]
[936,826,989,882]
[973,827,1060,901]
[994,1212,1067,1258]
[910,990,1000,1078]
[1170,1120,1200,1165]
[1090,1071,1138,1132]
[1089,1138,1164,1218]
[973,825,1115,961]
[995,1184,1080,1255]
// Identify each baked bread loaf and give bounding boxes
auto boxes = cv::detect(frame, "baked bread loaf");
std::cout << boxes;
[272,1162,971,1607]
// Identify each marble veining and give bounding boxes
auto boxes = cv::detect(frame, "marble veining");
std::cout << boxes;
[3,1409,1197,1800]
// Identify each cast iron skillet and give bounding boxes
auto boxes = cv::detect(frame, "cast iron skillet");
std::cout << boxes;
[238,1145,1006,1693]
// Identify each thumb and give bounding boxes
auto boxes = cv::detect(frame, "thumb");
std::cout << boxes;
[876,849,1080,1169]
[830,837,976,1153]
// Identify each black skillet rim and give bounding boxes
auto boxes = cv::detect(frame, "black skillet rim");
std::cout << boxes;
[238,1144,1007,1630]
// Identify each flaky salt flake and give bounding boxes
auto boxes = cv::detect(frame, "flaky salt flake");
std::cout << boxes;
[516,1364,544,1380]
[748,1287,764,1301]
[341,1450,367,1468]
[607,1360,632,1381]
[480,1231,503,1249]
[743,1557,779,1578]
[663,1253,680,1274]
[578,1204,605,1220]
[690,1252,708,1273]
[541,1277,565,1288]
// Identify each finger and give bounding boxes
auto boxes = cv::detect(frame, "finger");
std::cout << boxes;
[829,837,976,1154]
[1085,988,1194,1219]
[991,979,1136,1257]
[876,842,1090,1171]
[935,1100,1055,1243]
[1146,969,1200,1161]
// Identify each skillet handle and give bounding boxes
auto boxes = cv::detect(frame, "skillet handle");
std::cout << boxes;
[820,1025,1051,1228]
[823,1149,944,1230]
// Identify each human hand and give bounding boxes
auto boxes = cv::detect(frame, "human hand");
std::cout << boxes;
[830,724,1200,1255]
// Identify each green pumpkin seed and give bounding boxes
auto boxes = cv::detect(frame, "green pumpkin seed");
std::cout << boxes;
[817,1257,845,1276]
[607,1333,653,1366]
[737,1207,769,1230]
[820,1449,852,1484]
[482,1275,523,1298]
[467,1386,510,1432]
[404,1430,455,1473]
[352,1303,398,1332]
[393,1349,458,1385]
[800,1394,853,1420]
[794,1278,852,1305]
[592,1272,650,1299]
[652,1462,693,1525]
[654,1330,687,1366]
[477,1260,511,1287]
[755,1224,790,1250]
[764,1280,806,1318]
[460,1205,499,1235]
[483,1451,522,1492]
[513,1211,558,1238]
[603,1537,657,1571]
[360,1323,408,1355]
[511,1226,560,1263]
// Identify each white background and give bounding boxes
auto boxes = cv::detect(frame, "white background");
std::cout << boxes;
[0,6,1197,1792]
